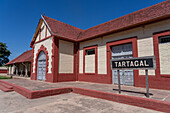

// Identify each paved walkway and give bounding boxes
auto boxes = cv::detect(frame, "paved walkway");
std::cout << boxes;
[3,78,170,102]
[0,91,160,113]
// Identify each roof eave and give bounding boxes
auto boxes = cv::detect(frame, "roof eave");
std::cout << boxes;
[53,35,77,42]
[30,19,43,47]
[78,14,170,42]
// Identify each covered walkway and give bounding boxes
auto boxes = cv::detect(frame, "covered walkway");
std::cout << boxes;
[5,50,32,77]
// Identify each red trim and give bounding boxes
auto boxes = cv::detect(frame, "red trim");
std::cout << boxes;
[106,37,138,85]
[34,45,49,81]
[74,43,79,81]
[78,74,108,84]
[45,26,47,38]
[74,43,76,77]
[58,73,76,82]
[0,70,7,73]
[153,30,170,78]
[35,35,52,44]
[77,43,79,81]
[135,75,170,90]
[39,29,41,41]
[51,37,59,82]
[55,39,76,82]
[83,45,98,75]
[160,75,170,78]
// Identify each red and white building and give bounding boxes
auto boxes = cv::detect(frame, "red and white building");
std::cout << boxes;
[5,50,32,77]
[0,67,7,76]
[8,1,170,90]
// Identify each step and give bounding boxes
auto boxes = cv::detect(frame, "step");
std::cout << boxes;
[0,83,13,89]
[0,85,14,92]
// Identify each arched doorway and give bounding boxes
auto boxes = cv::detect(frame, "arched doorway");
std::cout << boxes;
[37,51,46,81]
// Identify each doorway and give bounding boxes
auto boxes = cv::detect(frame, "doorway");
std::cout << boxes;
[37,51,46,81]
[111,43,134,86]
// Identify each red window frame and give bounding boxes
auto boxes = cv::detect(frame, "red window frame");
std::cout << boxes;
[83,45,98,75]
[106,37,138,84]
[153,30,170,78]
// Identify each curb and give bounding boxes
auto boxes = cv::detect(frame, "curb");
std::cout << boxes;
[72,87,170,112]
[1,80,170,112]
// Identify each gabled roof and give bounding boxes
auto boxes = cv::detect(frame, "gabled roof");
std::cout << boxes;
[30,0,170,47]
[43,16,83,40]
[5,50,32,65]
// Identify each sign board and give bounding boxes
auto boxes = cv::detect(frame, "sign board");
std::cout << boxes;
[110,56,156,98]
[110,56,156,70]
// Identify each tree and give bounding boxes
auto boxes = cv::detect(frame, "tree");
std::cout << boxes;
[0,42,11,66]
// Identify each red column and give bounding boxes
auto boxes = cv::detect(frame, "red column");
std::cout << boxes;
[51,37,59,82]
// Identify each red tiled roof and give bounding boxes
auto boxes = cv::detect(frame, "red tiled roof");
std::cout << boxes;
[78,0,170,41]
[31,0,170,46]
[5,50,32,65]
[43,16,83,40]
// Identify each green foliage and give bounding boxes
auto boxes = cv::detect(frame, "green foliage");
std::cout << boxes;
[0,76,12,79]
[0,42,11,66]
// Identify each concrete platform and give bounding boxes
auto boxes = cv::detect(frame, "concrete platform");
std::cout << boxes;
[3,78,170,102]
[0,91,161,113]
[1,78,170,112]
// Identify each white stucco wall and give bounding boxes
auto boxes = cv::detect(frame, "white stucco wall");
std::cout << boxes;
[79,19,170,75]
[47,27,51,37]
[59,40,74,73]
[11,64,15,74]
[33,37,53,73]
[35,34,40,42]
[79,50,83,73]
[35,21,51,43]
[41,22,46,40]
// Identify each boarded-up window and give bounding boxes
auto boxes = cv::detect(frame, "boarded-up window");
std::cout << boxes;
[84,47,97,74]
[159,35,170,74]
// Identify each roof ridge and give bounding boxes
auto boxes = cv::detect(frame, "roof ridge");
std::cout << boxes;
[43,16,84,31]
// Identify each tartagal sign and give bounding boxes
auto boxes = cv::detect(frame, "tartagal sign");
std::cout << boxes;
[110,56,156,98]
[110,56,156,70]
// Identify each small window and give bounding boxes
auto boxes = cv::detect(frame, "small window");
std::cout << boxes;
[85,49,95,55]
[159,35,170,44]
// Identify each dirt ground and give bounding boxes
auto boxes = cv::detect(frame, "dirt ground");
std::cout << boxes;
[0,91,161,113]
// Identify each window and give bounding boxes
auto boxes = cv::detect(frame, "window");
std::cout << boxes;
[85,48,95,55]
[83,46,98,74]
[159,35,170,44]
[153,30,170,77]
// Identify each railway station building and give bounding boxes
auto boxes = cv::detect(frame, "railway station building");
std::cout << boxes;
[7,1,170,90]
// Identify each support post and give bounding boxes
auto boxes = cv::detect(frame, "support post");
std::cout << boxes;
[16,65,18,76]
[145,69,149,98]
[117,70,121,94]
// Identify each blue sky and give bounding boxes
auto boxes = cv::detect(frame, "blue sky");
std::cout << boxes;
[0,0,165,60]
